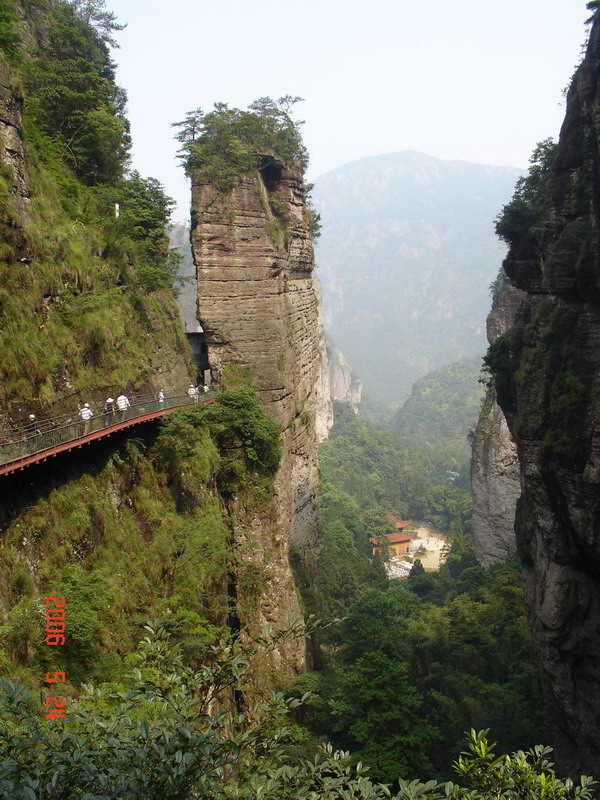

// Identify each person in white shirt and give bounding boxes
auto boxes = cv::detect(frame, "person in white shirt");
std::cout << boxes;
[187,383,198,403]
[157,389,165,408]
[116,393,130,420]
[79,402,93,434]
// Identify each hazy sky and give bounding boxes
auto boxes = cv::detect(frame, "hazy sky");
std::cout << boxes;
[108,0,591,219]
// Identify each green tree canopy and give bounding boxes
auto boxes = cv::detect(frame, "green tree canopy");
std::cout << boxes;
[173,97,309,190]
[24,0,130,184]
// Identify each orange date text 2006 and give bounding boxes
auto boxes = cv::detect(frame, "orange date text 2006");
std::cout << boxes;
[45,596,66,646]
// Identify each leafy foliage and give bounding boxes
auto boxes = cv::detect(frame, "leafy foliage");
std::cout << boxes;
[23,0,130,184]
[392,358,484,458]
[587,0,600,24]
[96,170,182,292]
[0,4,20,61]
[301,558,551,782]
[320,402,472,531]
[173,96,309,190]
[482,331,513,401]
[0,628,593,798]
[495,139,558,245]
[71,0,126,47]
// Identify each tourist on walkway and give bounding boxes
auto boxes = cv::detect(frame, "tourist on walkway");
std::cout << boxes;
[79,402,93,435]
[116,393,130,420]
[25,414,40,453]
[157,389,165,408]
[104,397,115,417]
[188,383,199,403]
[25,414,39,438]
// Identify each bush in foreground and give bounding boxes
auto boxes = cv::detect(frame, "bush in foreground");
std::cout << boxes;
[0,626,595,799]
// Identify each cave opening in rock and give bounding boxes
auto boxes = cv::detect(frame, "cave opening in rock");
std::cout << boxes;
[260,160,282,193]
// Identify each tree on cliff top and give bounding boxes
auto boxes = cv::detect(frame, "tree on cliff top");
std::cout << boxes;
[494,138,557,245]
[24,0,130,184]
[173,96,309,191]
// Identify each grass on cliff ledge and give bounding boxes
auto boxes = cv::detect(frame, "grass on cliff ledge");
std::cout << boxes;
[0,389,281,687]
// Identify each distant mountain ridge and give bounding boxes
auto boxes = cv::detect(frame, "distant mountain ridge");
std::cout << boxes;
[313,151,523,407]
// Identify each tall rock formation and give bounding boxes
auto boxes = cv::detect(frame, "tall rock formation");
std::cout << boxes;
[190,155,327,675]
[326,339,362,410]
[471,280,523,566]
[490,16,600,777]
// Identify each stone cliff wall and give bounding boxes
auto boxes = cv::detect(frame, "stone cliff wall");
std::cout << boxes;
[492,18,600,777]
[190,159,327,675]
[471,282,522,565]
[0,59,29,221]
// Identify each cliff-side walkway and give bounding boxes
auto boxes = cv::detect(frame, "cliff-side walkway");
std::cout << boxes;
[0,391,215,477]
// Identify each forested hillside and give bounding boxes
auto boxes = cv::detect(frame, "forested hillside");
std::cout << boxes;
[392,358,484,459]
[313,152,521,407]
[0,0,192,424]
[285,400,549,784]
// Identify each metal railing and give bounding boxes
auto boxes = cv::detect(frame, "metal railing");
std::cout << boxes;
[0,390,215,468]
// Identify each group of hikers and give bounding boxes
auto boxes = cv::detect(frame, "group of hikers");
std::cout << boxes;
[23,382,208,443]
[77,392,134,435]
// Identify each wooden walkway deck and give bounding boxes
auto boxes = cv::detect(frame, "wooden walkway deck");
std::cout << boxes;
[0,394,215,477]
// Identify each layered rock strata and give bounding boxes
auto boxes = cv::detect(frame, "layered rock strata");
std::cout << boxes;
[471,282,522,565]
[190,158,326,676]
[492,18,600,777]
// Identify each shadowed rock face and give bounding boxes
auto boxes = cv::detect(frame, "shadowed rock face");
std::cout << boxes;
[0,63,28,216]
[190,159,327,676]
[471,282,523,566]
[492,19,600,778]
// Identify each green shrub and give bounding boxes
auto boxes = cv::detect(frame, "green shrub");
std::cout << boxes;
[173,96,308,189]
[0,629,595,798]
[482,331,512,403]
[495,138,558,245]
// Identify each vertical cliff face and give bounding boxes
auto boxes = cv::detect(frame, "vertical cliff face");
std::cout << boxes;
[491,18,600,777]
[326,339,362,411]
[190,157,326,674]
[471,281,523,566]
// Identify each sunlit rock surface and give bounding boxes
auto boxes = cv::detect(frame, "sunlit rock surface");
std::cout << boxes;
[190,159,326,677]
[471,282,523,566]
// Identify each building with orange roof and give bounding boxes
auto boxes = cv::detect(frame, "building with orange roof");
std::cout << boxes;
[386,512,413,532]
[370,525,415,557]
